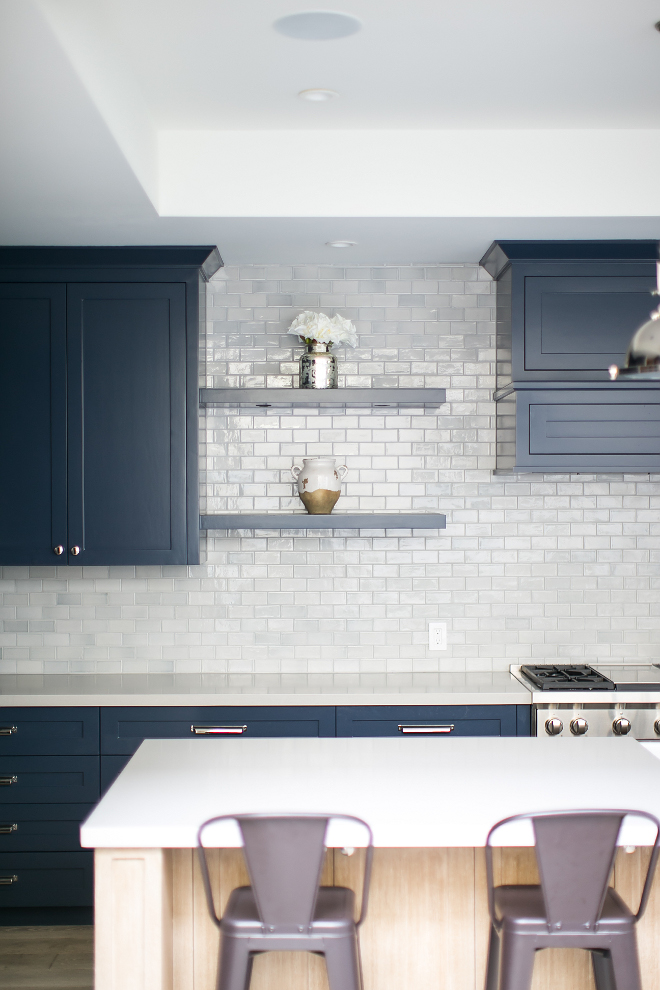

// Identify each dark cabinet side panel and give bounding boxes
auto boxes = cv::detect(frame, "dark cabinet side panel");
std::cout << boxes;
[66,283,188,564]
[0,285,67,564]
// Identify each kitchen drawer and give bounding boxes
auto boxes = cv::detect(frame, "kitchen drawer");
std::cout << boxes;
[0,756,100,803]
[101,706,336,755]
[0,851,93,906]
[0,805,93,852]
[0,708,99,755]
[336,705,519,737]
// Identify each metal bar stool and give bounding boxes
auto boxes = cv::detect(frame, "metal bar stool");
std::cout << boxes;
[485,809,660,990]
[197,813,373,990]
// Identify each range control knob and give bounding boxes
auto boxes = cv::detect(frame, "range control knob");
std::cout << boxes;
[545,717,563,736]
[654,719,660,737]
[570,717,588,736]
[612,717,632,736]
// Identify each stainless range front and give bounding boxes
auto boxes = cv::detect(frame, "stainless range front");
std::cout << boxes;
[511,664,660,739]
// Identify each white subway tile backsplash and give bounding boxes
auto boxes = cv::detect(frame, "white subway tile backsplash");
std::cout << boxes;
[1,263,659,673]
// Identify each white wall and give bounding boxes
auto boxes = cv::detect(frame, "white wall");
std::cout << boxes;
[1,262,659,674]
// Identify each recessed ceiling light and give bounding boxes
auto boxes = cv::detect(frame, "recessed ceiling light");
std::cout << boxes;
[298,88,339,101]
[273,11,361,40]
[326,240,356,248]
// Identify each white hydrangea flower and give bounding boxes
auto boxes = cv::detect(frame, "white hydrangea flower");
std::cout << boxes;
[287,310,357,348]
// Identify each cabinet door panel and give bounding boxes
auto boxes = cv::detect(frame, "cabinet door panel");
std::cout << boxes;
[0,804,93,851]
[0,851,93,906]
[0,285,67,563]
[0,756,100,803]
[515,389,660,472]
[336,705,518,737]
[66,283,187,564]
[0,708,99,755]
[101,706,336,754]
[524,276,655,373]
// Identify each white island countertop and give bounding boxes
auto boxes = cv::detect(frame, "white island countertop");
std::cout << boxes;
[81,736,660,849]
[0,671,530,707]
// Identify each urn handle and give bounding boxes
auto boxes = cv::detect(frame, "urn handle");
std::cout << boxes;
[337,465,348,481]
[290,465,301,480]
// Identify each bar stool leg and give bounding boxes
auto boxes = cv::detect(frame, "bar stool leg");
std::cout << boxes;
[498,934,536,990]
[324,935,362,990]
[485,925,501,990]
[217,936,252,990]
[591,949,616,990]
[608,935,642,990]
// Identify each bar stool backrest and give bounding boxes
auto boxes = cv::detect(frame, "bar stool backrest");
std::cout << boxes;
[237,815,328,929]
[532,813,623,930]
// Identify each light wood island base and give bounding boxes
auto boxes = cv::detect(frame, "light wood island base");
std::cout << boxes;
[95,846,660,990]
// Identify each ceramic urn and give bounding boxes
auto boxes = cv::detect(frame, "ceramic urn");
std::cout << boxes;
[291,457,348,514]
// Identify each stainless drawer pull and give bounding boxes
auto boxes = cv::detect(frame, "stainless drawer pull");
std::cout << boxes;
[398,724,455,734]
[191,725,247,735]
[0,824,17,834]
[0,776,18,786]
[0,875,18,885]
[0,727,17,736]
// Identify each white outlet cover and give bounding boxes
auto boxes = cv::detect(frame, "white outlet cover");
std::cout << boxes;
[429,621,447,651]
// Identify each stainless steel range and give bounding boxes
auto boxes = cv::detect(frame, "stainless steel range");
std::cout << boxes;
[511,663,660,739]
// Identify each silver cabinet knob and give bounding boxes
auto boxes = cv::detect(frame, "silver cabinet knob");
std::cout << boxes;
[612,717,632,736]
[570,717,588,736]
[70,546,80,556]
[53,545,64,555]
[654,719,660,737]
[545,717,563,736]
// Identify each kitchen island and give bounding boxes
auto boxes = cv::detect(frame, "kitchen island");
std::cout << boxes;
[81,736,660,990]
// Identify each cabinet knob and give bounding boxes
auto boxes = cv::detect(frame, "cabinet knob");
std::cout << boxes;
[70,546,80,556]
[53,545,64,555]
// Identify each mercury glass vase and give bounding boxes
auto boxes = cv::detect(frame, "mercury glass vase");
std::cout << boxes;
[299,341,338,389]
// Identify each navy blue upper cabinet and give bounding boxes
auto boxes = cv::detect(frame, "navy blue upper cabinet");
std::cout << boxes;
[0,247,222,565]
[481,241,660,473]
[481,241,658,384]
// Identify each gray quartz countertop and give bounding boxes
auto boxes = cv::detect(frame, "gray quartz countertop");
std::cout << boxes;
[0,671,531,706]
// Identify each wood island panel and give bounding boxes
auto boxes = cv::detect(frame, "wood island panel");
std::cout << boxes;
[95,846,660,990]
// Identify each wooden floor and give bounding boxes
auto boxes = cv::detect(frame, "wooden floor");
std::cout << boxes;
[0,927,93,990]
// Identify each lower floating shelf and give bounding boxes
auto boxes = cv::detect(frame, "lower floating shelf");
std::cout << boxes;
[200,513,447,530]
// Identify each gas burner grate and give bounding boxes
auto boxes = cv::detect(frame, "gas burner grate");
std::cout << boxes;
[520,664,615,691]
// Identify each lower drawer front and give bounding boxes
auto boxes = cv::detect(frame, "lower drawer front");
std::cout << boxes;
[0,757,100,803]
[337,705,518,737]
[101,706,336,755]
[0,805,93,851]
[0,852,93,906]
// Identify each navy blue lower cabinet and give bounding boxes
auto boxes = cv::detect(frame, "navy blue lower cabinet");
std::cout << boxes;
[101,706,336,756]
[0,707,100,755]
[0,757,100,804]
[0,851,93,907]
[0,804,94,851]
[336,705,520,737]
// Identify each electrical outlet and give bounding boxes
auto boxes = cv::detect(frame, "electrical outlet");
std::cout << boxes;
[428,621,447,651]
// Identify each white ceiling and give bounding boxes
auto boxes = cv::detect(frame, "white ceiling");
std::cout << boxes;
[1,0,660,262]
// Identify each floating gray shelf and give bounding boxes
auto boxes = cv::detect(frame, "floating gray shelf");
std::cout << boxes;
[200,513,447,530]
[200,388,445,407]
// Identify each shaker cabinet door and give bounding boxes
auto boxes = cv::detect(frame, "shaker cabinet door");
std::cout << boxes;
[0,284,67,564]
[66,283,188,565]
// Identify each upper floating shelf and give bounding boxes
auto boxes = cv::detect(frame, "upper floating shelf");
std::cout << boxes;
[200,513,446,531]
[199,388,446,408]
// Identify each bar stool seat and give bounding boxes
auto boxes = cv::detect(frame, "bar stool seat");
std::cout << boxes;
[494,885,634,933]
[221,885,357,936]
